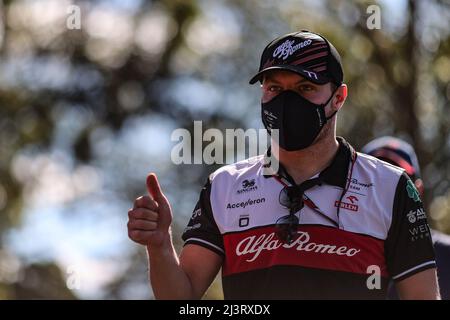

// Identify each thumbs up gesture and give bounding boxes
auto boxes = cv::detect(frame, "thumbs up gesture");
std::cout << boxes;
[127,173,173,249]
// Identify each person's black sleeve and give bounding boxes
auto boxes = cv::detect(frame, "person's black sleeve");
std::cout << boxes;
[181,178,224,257]
[385,172,436,282]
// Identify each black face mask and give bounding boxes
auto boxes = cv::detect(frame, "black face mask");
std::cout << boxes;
[261,89,338,151]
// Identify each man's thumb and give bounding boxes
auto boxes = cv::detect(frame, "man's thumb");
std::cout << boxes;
[146,173,165,202]
[146,173,172,231]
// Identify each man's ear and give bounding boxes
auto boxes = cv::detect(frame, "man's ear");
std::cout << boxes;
[334,84,347,110]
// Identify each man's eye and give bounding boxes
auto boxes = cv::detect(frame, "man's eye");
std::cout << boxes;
[268,86,281,92]
[299,85,315,92]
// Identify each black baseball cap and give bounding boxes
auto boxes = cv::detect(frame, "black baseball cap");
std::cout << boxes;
[362,136,421,181]
[249,30,344,85]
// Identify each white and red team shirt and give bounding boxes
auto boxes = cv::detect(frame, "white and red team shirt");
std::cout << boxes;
[182,137,436,299]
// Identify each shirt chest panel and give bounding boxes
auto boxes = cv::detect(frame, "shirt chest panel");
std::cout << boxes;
[213,175,390,240]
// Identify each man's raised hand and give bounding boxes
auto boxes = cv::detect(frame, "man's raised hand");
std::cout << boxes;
[127,173,173,249]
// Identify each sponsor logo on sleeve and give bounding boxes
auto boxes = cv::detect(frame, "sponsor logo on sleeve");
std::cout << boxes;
[406,208,426,224]
[184,223,201,233]
[406,180,421,202]
[192,208,201,219]
[409,223,431,242]
[407,207,430,242]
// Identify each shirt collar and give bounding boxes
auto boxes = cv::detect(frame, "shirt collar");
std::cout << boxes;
[263,136,356,188]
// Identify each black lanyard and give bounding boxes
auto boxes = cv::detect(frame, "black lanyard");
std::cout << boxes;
[274,175,339,227]
[271,150,357,229]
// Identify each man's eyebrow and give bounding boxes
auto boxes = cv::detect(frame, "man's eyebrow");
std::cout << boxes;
[264,76,313,85]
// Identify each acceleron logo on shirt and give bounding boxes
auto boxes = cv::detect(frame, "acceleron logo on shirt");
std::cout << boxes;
[226,197,266,209]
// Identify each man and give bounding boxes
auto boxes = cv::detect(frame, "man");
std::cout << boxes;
[127,30,439,299]
[363,136,450,299]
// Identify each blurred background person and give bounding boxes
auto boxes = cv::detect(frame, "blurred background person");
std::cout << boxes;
[363,136,450,300]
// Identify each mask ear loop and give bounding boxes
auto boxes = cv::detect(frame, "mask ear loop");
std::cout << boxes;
[325,110,338,121]
[322,84,342,121]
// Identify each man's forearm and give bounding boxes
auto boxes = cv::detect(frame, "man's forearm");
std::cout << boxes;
[396,268,440,300]
[147,237,195,300]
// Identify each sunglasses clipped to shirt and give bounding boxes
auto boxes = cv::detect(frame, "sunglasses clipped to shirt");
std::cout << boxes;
[273,146,357,244]
[275,177,340,244]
